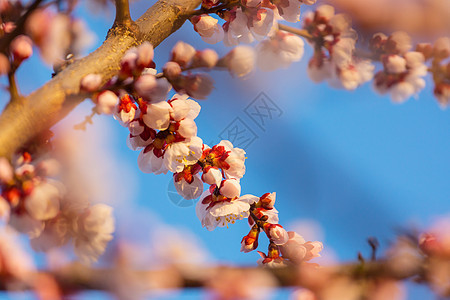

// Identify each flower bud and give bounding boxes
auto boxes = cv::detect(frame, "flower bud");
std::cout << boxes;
[194,49,218,68]
[385,55,406,73]
[80,74,102,92]
[184,73,214,99]
[219,179,241,199]
[221,46,255,77]
[11,35,33,62]
[163,61,182,80]
[171,41,196,68]
[136,42,154,69]
[267,224,289,245]
[201,167,222,186]
[96,90,118,114]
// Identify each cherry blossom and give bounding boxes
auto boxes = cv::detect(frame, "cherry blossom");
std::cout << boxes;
[256,30,305,71]
[191,14,224,44]
[374,51,427,102]
[303,5,374,90]
[73,204,115,264]
[279,231,323,263]
[196,180,258,231]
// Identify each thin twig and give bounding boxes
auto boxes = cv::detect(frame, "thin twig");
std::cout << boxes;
[7,70,20,102]
[278,23,313,39]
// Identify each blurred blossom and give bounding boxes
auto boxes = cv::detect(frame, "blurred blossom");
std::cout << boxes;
[205,268,276,300]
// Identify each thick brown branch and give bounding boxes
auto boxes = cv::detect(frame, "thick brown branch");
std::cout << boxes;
[0,259,426,293]
[0,0,202,158]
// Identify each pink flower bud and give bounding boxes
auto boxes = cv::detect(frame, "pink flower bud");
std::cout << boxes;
[163,61,182,80]
[240,235,258,253]
[195,49,218,68]
[10,35,33,62]
[96,90,118,115]
[80,74,102,92]
[219,179,241,199]
[192,15,215,35]
[268,224,289,245]
[404,51,425,69]
[419,233,443,256]
[222,46,255,77]
[120,48,138,77]
[136,42,154,69]
[202,167,222,186]
[171,41,196,68]
[184,73,214,99]
[260,192,276,209]
[316,5,335,20]
[389,31,412,54]
[134,74,156,96]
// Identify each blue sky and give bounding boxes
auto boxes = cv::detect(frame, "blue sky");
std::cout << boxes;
[1,0,449,299]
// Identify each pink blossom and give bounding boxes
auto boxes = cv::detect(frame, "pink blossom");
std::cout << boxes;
[256,31,304,71]
[142,100,171,130]
[191,15,224,44]
[136,42,154,69]
[196,192,258,231]
[217,140,246,179]
[279,231,323,263]
[174,174,203,200]
[24,181,62,221]
[73,204,115,264]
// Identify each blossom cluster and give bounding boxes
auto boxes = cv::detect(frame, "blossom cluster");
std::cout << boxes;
[79,41,324,266]
[0,152,114,263]
[370,32,427,102]
[190,0,311,72]
[190,1,448,106]
[0,1,94,77]
[303,5,374,90]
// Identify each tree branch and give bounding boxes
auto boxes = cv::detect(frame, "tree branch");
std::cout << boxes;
[0,0,202,158]
[0,259,426,293]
